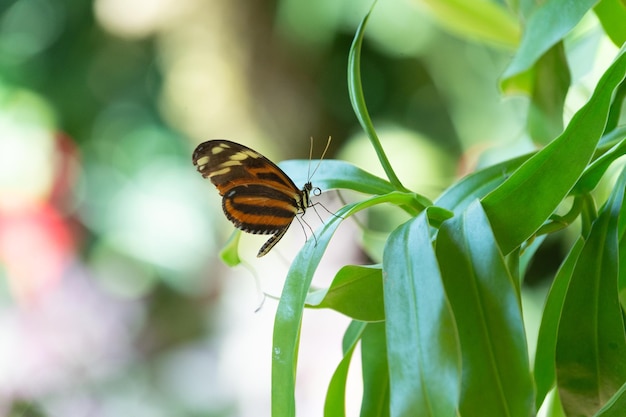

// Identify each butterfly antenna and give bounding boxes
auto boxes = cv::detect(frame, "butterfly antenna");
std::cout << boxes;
[309,136,332,181]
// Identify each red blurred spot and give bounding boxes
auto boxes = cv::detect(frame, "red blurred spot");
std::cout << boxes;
[0,131,80,305]
[0,203,75,304]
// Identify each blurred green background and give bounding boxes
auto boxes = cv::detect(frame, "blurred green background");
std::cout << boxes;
[0,0,616,416]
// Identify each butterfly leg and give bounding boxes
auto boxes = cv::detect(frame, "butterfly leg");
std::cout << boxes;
[294,213,318,249]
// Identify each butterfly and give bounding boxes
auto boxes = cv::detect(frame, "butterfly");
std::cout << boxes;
[192,139,329,257]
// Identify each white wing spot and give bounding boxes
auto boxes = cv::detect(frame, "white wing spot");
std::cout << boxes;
[212,146,226,155]
[220,160,243,167]
[196,156,210,165]
[230,152,250,161]
[208,167,231,177]
[244,150,260,158]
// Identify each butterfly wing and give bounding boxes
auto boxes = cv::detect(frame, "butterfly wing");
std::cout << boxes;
[192,140,306,256]
[193,140,300,195]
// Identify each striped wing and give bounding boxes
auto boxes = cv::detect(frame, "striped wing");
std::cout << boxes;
[192,140,306,256]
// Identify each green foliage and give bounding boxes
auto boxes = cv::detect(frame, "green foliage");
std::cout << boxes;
[226,1,626,416]
[556,170,626,415]
[305,264,384,322]
[383,212,459,416]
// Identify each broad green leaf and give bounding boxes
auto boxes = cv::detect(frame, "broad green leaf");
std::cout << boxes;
[483,46,626,254]
[347,0,407,192]
[580,193,599,238]
[360,322,390,417]
[418,0,520,48]
[519,235,547,282]
[383,211,461,417]
[599,124,626,148]
[425,205,454,228]
[502,0,598,80]
[272,203,353,417]
[605,81,626,133]
[306,264,384,322]
[324,321,367,417]
[527,42,571,145]
[573,126,626,194]
[281,159,397,196]
[436,200,533,417]
[436,152,533,214]
[556,168,626,416]
[543,390,567,417]
[272,192,420,416]
[534,238,585,410]
[594,0,626,47]
[506,248,521,291]
[594,382,626,417]
[619,210,626,309]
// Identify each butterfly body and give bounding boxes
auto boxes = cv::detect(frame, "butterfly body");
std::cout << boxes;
[192,140,313,257]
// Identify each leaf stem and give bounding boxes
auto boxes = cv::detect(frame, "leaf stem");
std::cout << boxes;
[348,0,408,192]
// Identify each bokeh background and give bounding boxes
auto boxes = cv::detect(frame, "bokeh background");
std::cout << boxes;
[0,0,618,416]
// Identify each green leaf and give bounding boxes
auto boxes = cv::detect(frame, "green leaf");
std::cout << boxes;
[594,382,626,417]
[483,46,626,254]
[435,200,534,417]
[594,0,626,47]
[502,0,598,80]
[599,123,626,148]
[282,159,431,220]
[360,322,390,417]
[383,212,460,417]
[534,238,585,410]
[519,234,547,281]
[347,0,407,192]
[619,208,626,309]
[573,126,626,195]
[272,205,350,417]
[418,0,520,47]
[543,390,568,417]
[306,264,384,322]
[556,168,626,416]
[280,159,396,195]
[272,192,419,416]
[605,81,626,133]
[527,42,571,144]
[219,230,242,266]
[425,205,454,229]
[436,152,533,214]
[324,321,367,417]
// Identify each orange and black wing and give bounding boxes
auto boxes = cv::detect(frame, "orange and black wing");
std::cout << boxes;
[192,140,306,256]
